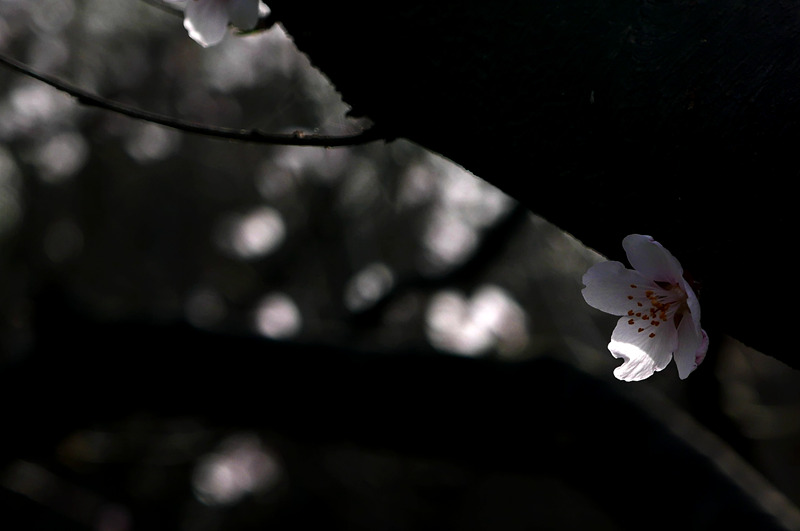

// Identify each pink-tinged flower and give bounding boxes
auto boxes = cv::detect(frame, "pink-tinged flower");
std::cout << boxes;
[184,0,261,47]
[582,234,708,381]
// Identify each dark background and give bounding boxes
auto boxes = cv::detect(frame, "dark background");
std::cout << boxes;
[1,1,800,529]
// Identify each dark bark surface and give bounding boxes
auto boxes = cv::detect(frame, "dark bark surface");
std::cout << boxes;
[268,0,800,367]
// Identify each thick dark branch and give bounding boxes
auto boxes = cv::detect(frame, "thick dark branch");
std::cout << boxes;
[0,53,384,147]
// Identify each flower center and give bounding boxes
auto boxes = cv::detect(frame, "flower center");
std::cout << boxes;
[625,282,688,338]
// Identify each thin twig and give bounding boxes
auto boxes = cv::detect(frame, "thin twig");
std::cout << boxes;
[0,53,383,147]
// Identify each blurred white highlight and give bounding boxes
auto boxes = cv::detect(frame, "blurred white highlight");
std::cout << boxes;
[192,434,281,506]
[426,285,529,357]
[255,293,302,339]
[216,207,286,260]
[421,211,479,275]
[344,262,394,312]
[411,151,514,276]
[34,131,89,183]
[124,123,181,163]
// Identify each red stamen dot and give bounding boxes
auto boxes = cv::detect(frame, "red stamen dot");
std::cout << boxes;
[649,333,656,338]
[628,310,634,316]
[630,284,637,288]
[638,328,644,333]
[627,295,634,300]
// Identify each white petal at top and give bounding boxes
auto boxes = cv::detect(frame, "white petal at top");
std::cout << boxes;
[622,234,684,284]
[185,0,230,47]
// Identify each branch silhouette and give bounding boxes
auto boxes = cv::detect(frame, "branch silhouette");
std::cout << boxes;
[0,53,383,147]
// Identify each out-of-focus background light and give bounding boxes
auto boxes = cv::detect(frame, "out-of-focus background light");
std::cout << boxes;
[254,292,302,339]
[191,434,282,506]
[425,285,528,358]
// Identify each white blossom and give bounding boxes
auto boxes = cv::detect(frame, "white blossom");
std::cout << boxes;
[582,234,708,381]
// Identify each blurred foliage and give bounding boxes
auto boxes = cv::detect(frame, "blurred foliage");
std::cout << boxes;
[2,1,800,529]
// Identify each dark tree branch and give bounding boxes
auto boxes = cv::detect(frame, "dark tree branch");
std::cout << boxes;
[0,53,384,147]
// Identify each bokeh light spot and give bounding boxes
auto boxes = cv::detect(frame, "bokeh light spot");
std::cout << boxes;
[254,293,302,339]
[124,123,181,164]
[192,434,282,506]
[33,130,89,183]
[426,290,494,357]
[215,206,286,260]
[425,285,529,357]
[420,211,479,276]
[344,262,394,312]
[8,82,73,132]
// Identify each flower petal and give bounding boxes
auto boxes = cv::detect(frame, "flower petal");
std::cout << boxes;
[608,315,677,381]
[227,0,260,30]
[622,234,684,284]
[673,317,709,379]
[582,260,652,316]
[683,277,702,324]
[695,330,709,366]
[185,0,230,47]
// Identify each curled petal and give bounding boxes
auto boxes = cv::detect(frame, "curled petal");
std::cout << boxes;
[608,315,677,381]
[683,277,702,325]
[582,260,651,316]
[622,234,684,285]
[673,318,709,379]
[695,330,709,366]
[185,0,229,47]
